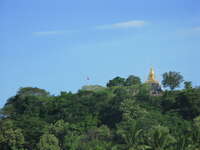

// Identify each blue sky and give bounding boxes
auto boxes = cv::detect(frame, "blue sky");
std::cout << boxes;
[1,0,200,107]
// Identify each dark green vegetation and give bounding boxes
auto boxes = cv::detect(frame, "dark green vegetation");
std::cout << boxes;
[1,71,200,150]
[162,71,184,90]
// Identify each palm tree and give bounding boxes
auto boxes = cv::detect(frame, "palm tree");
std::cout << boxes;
[117,120,150,150]
[147,125,176,150]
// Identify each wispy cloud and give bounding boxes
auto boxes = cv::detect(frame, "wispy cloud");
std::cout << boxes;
[179,26,200,36]
[33,20,146,36]
[33,30,78,36]
[192,27,200,31]
[96,20,146,30]
[186,26,200,33]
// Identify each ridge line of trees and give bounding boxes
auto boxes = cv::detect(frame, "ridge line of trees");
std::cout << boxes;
[1,71,200,150]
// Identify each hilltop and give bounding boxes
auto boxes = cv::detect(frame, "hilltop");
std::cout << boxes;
[0,71,200,150]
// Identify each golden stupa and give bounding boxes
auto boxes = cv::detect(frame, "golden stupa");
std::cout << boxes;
[147,68,159,84]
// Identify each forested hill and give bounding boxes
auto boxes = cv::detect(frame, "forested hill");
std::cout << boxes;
[1,72,200,150]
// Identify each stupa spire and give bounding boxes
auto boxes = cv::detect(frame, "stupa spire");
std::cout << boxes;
[147,67,158,83]
[146,67,162,95]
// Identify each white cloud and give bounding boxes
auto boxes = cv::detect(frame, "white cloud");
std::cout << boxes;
[33,30,78,36]
[33,20,146,36]
[96,20,146,30]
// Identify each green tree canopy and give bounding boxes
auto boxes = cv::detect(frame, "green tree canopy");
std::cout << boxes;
[107,77,125,87]
[37,134,60,150]
[0,119,25,150]
[0,71,200,150]
[184,81,192,89]
[125,75,141,86]
[162,71,184,90]
[147,125,176,150]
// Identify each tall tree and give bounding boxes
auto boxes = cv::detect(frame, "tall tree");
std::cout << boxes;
[125,75,141,86]
[107,77,125,87]
[184,81,192,89]
[162,71,184,90]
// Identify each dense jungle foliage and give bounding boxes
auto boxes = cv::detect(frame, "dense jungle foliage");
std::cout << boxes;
[1,72,200,150]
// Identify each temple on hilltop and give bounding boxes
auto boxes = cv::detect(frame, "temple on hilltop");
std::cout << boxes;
[146,68,162,95]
